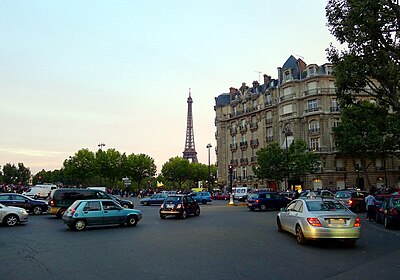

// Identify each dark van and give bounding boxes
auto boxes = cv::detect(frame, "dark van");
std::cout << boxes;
[48,188,110,218]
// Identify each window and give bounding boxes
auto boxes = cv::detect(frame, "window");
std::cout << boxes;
[0,195,11,200]
[307,99,319,110]
[326,66,333,75]
[307,81,317,90]
[282,104,293,114]
[265,94,272,104]
[253,99,258,109]
[232,106,237,116]
[83,201,101,211]
[243,103,247,112]
[284,70,292,82]
[309,120,320,132]
[283,87,292,96]
[231,136,236,145]
[333,119,340,128]
[309,67,315,76]
[102,201,120,210]
[310,138,320,151]
[266,127,273,137]
[241,135,246,142]
[242,167,247,180]
[294,201,303,212]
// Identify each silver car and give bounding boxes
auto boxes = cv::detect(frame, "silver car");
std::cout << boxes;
[0,203,29,226]
[277,198,361,246]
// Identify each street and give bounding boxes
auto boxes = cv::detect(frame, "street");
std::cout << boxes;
[1,198,400,280]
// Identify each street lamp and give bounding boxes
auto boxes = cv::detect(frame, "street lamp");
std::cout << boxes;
[206,143,212,192]
[98,142,105,150]
[354,163,360,189]
[282,125,292,191]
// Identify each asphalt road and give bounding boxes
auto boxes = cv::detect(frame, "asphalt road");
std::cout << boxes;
[1,198,400,280]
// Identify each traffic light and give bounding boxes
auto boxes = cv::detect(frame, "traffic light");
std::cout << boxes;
[228,165,233,175]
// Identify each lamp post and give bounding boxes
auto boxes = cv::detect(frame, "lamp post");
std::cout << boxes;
[98,142,105,150]
[282,125,292,191]
[354,163,360,189]
[206,143,212,192]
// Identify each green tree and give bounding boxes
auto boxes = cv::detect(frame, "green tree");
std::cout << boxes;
[2,163,19,184]
[288,140,321,182]
[125,153,157,190]
[326,0,400,112]
[253,143,287,183]
[161,157,191,188]
[95,148,125,187]
[63,149,96,186]
[16,163,31,185]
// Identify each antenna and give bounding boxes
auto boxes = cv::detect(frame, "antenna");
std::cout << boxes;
[295,54,304,60]
[254,71,262,82]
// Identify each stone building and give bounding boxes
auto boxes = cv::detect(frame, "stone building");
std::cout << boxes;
[214,55,400,192]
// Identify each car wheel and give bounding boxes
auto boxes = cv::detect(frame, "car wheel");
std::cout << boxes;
[33,206,43,215]
[194,207,200,216]
[260,204,267,211]
[343,239,357,247]
[4,214,19,226]
[160,214,166,219]
[295,225,307,245]
[144,201,149,206]
[384,216,391,229]
[202,200,207,205]
[127,215,138,227]
[56,209,66,219]
[74,220,86,231]
[181,210,187,219]
[277,217,284,232]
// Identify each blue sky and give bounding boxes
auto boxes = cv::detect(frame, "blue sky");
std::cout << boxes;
[0,0,338,174]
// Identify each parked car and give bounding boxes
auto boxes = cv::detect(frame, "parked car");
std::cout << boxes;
[300,190,335,199]
[334,190,367,213]
[140,193,168,206]
[375,196,400,229]
[48,188,111,218]
[189,191,212,204]
[109,195,134,209]
[247,191,290,211]
[23,184,57,199]
[0,193,48,215]
[212,192,230,200]
[62,199,142,231]
[277,198,361,246]
[159,194,200,219]
[0,203,29,226]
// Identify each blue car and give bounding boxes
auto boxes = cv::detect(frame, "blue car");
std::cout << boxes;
[189,192,212,204]
[62,199,142,231]
[247,191,290,211]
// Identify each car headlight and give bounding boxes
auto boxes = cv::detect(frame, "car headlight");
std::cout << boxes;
[21,209,28,214]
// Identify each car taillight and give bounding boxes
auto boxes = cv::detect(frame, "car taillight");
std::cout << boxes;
[389,208,398,216]
[50,200,54,207]
[307,218,322,227]
[255,199,260,203]
[347,199,353,205]
[353,217,361,227]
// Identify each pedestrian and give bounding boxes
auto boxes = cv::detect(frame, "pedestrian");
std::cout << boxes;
[365,191,378,221]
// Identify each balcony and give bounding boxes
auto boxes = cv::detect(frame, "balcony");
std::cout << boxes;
[250,139,259,148]
[240,141,248,150]
[230,143,237,152]
[239,125,247,134]
[230,159,238,166]
[330,106,340,112]
[251,156,257,163]
[265,118,273,125]
[240,158,249,165]
[230,127,237,136]
[308,128,320,135]
[280,93,295,101]
[336,167,346,171]
[266,136,274,142]
[250,122,258,131]
[305,107,321,114]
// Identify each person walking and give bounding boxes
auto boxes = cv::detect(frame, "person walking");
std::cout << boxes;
[365,191,377,221]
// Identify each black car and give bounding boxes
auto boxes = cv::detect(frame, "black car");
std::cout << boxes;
[246,191,290,211]
[0,193,48,215]
[159,194,200,219]
[108,194,134,209]
[375,196,400,228]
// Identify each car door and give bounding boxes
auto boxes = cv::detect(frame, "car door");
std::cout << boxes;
[0,194,13,208]
[11,195,30,211]
[101,200,124,224]
[284,201,303,234]
[185,196,196,214]
[81,201,103,225]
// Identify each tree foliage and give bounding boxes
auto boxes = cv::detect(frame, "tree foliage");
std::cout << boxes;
[161,157,192,187]
[1,162,31,185]
[125,153,157,189]
[326,0,400,113]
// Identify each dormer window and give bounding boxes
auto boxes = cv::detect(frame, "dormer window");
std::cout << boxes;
[309,67,315,76]
[284,70,292,82]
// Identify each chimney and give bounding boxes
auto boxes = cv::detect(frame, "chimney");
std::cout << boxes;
[263,74,271,86]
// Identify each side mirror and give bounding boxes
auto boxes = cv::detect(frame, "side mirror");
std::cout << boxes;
[280,207,286,212]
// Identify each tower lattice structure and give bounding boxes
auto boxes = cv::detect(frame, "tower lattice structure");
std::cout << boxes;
[183,89,198,162]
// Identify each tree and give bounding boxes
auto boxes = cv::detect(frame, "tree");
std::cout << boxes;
[253,143,287,183]
[161,157,191,188]
[288,140,321,182]
[16,163,31,185]
[125,153,157,189]
[326,0,400,113]
[2,163,18,184]
[95,148,125,187]
[63,149,96,185]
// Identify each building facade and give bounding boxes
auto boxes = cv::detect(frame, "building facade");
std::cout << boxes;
[214,55,400,192]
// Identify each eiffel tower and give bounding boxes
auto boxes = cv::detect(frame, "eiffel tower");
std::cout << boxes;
[183,89,198,162]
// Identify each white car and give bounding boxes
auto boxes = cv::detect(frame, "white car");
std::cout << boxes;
[277,198,361,246]
[0,203,29,226]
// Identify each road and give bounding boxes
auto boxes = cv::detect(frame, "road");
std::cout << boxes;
[1,198,400,280]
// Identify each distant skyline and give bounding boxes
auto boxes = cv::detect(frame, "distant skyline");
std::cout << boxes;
[0,1,340,174]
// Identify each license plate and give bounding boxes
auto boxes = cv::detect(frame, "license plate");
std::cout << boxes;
[328,219,345,224]
[167,204,174,208]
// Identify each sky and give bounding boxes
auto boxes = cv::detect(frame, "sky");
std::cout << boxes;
[0,0,339,175]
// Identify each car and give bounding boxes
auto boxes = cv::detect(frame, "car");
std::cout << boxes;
[247,191,290,211]
[189,191,212,204]
[334,190,367,213]
[375,196,400,229]
[212,192,230,200]
[140,193,168,206]
[0,203,29,226]
[277,198,361,246]
[0,193,48,215]
[300,190,335,199]
[159,194,200,219]
[109,194,134,209]
[62,199,142,231]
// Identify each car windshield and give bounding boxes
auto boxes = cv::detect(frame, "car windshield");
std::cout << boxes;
[165,196,181,202]
[306,201,347,212]
[248,193,259,199]
[335,192,351,199]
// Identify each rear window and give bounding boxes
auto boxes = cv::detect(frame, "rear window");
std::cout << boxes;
[306,201,347,211]
[69,200,82,210]
[165,196,182,202]
[335,192,351,199]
